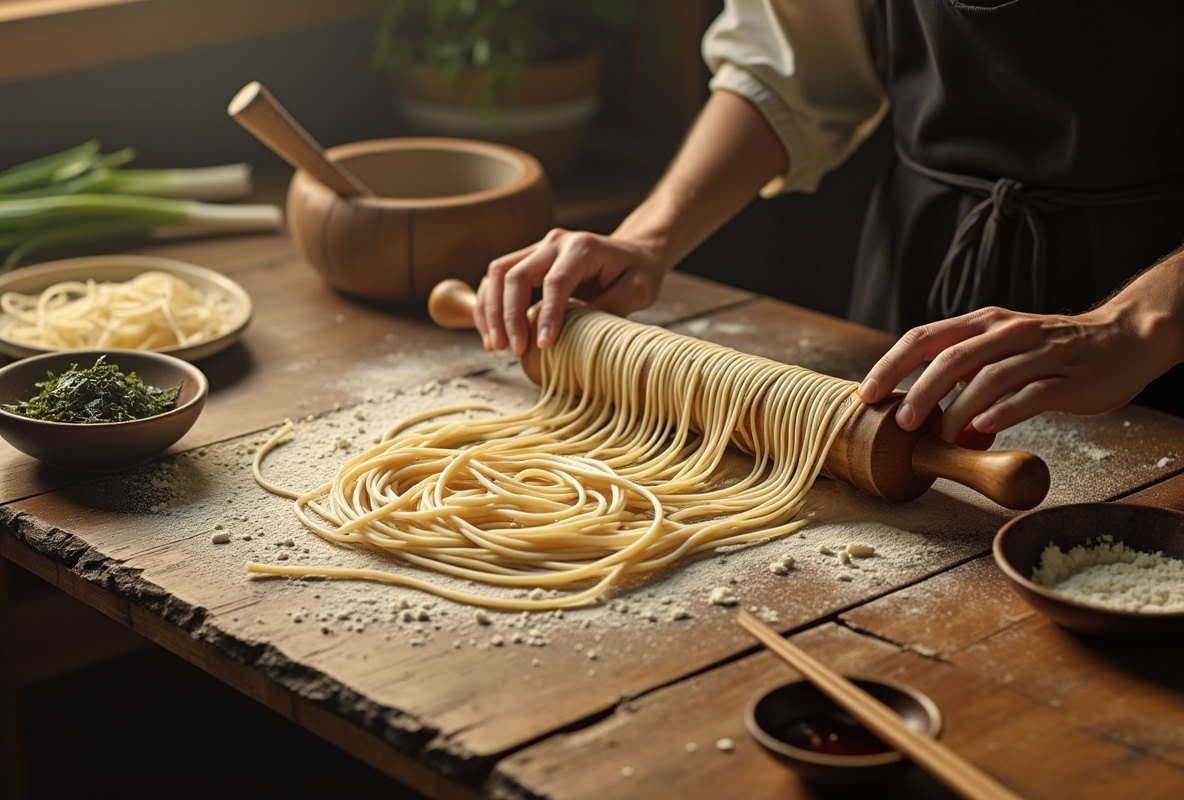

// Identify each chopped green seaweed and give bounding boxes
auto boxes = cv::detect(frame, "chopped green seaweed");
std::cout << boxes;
[4,355,180,423]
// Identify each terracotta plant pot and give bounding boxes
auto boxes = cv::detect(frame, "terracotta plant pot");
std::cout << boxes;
[285,137,553,305]
[395,50,604,179]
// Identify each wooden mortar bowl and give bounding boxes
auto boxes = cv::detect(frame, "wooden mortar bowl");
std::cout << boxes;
[286,137,553,304]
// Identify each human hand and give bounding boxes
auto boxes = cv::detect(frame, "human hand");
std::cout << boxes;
[857,304,1175,443]
[475,228,666,357]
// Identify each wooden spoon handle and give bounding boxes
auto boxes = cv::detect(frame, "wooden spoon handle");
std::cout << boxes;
[912,433,1050,510]
[227,81,371,198]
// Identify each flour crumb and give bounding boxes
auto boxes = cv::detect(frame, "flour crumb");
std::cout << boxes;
[846,543,876,558]
[715,737,735,752]
[708,587,739,606]
[768,555,795,575]
[754,606,780,624]
[620,766,634,778]
[210,531,231,545]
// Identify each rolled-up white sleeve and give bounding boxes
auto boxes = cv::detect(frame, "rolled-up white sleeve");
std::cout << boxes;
[703,0,888,195]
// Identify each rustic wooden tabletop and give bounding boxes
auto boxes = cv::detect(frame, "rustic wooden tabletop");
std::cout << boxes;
[3,228,1183,800]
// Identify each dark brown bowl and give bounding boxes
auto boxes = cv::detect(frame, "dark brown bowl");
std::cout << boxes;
[0,349,207,473]
[745,677,942,787]
[994,503,1184,637]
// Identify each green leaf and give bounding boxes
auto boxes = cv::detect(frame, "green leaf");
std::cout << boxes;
[3,355,181,423]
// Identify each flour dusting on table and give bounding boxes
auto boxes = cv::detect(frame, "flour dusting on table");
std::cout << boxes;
[79,368,994,677]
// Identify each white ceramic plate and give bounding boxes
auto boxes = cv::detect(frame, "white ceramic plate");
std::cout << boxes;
[0,254,253,362]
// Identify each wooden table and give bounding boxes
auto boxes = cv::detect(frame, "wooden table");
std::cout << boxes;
[3,229,1184,800]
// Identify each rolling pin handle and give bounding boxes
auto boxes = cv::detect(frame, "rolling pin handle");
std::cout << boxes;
[912,433,1050,510]
[428,279,545,384]
[428,278,479,330]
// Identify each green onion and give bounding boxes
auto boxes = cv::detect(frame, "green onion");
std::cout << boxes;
[0,194,281,269]
[97,163,253,201]
[0,142,281,270]
[0,141,105,195]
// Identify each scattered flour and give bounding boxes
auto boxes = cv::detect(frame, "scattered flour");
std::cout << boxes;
[767,555,795,575]
[708,587,739,607]
[70,368,989,682]
[680,319,755,338]
[997,415,1114,463]
[1031,536,1184,613]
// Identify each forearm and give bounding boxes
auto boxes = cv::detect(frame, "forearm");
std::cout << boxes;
[1095,242,1184,378]
[612,89,788,273]
[859,239,1184,443]
[476,89,789,356]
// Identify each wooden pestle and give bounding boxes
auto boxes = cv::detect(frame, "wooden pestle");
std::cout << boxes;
[428,279,1050,510]
[228,81,372,198]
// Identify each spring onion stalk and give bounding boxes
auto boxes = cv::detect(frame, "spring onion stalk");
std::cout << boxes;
[98,163,254,201]
[4,163,253,202]
[0,194,281,269]
[0,142,281,270]
[0,141,107,195]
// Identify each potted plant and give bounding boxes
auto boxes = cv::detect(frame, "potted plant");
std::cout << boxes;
[372,0,637,178]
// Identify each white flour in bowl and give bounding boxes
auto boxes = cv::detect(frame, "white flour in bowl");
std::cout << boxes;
[1031,535,1184,613]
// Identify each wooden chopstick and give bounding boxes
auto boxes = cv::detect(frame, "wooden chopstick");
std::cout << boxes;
[737,610,1022,800]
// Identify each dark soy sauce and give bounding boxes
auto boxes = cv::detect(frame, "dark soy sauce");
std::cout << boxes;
[773,712,892,756]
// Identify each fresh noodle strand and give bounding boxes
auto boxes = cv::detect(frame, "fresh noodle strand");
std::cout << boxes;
[250,308,861,611]
[0,271,232,350]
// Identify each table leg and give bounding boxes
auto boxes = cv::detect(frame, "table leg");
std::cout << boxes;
[1,557,26,800]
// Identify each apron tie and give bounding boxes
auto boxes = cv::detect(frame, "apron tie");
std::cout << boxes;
[895,145,1184,320]
[930,174,1045,319]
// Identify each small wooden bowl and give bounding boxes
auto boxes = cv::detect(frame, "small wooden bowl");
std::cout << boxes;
[0,254,252,362]
[0,349,207,473]
[745,677,942,787]
[285,137,553,304]
[994,503,1184,636]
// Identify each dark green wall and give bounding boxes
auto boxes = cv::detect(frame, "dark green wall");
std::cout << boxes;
[0,18,398,170]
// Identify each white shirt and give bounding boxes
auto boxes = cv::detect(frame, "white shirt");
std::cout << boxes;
[702,0,889,195]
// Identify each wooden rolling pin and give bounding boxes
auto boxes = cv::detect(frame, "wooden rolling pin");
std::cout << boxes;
[428,279,1051,510]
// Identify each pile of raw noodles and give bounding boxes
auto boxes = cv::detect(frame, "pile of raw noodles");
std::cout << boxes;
[252,308,861,610]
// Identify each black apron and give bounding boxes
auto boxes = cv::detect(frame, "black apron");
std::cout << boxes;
[848,0,1184,414]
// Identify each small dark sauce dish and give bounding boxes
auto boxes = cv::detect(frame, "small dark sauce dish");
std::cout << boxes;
[746,677,942,787]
